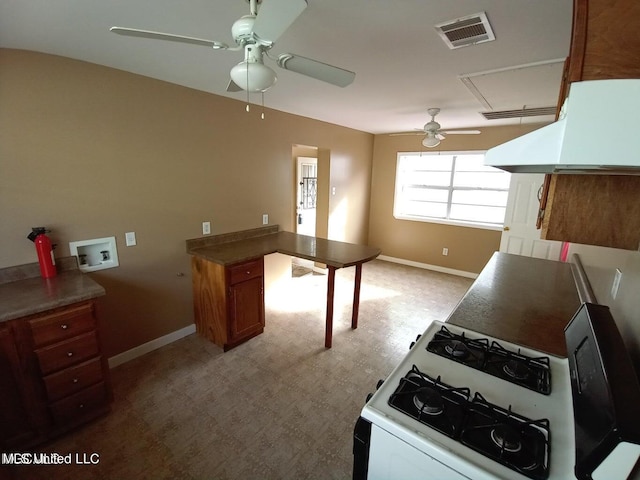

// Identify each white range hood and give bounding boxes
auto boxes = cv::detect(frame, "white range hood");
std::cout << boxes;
[485,79,640,174]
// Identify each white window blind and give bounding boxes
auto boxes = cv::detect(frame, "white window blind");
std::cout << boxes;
[394,151,511,229]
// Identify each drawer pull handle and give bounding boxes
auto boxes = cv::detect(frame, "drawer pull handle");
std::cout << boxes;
[61,324,69,330]
[246,271,251,275]
[72,378,79,384]
[78,403,84,409]
[67,352,74,357]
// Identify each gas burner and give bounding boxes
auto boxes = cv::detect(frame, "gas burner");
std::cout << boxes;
[486,341,551,395]
[490,424,523,453]
[444,340,470,359]
[389,366,470,438]
[460,393,550,480]
[504,359,532,380]
[426,326,487,370]
[413,387,444,415]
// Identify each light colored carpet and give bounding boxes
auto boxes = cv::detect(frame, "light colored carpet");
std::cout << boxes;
[8,259,473,480]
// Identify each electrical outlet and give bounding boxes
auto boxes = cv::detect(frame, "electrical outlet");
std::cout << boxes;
[202,221,211,235]
[611,268,622,299]
[262,214,269,225]
[442,247,449,256]
[125,232,136,247]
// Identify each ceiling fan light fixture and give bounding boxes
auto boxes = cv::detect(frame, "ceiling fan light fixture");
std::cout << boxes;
[230,61,277,92]
[422,135,441,148]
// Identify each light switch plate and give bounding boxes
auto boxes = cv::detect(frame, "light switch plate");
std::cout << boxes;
[262,214,268,225]
[202,221,211,235]
[125,232,137,247]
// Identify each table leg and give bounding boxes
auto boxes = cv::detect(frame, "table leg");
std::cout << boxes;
[325,265,336,348]
[351,263,363,329]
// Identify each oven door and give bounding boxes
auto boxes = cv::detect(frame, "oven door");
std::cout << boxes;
[368,424,472,480]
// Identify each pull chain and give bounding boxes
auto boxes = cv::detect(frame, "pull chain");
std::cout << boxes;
[246,56,250,112]
[261,92,265,120]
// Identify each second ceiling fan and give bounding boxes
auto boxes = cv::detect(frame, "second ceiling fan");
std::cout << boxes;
[110,0,355,93]
[393,108,481,148]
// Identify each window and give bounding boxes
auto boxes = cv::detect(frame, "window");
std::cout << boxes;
[393,151,511,229]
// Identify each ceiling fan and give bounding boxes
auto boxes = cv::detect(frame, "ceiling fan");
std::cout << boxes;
[110,0,355,94]
[392,108,481,148]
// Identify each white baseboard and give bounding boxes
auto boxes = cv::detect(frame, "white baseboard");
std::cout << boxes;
[108,323,196,369]
[377,255,478,279]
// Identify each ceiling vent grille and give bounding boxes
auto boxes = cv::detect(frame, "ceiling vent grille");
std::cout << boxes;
[435,12,495,49]
[481,106,557,120]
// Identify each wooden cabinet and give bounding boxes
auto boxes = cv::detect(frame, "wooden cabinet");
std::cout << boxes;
[0,325,36,450]
[539,0,640,250]
[0,300,112,449]
[192,256,265,351]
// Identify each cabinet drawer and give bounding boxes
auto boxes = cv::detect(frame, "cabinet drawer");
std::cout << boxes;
[42,358,104,402]
[35,332,99,376]
[228,259,263,285]
[50,382,108,426]
[28,303,95,347]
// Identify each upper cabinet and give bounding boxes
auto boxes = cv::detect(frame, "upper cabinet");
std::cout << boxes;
[540,0,640,250]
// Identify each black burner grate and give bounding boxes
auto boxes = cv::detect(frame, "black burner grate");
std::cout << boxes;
[426,326,552,395]
[388,367,551,480]
[460,393,550,480]
[388,365,469,438]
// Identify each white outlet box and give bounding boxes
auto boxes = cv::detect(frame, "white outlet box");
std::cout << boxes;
[262,214,269,225]
[611,268,622,299]
[70,236,119,272]
[202,221,211,235]
[442,247,449,256]
[125,232,136,247]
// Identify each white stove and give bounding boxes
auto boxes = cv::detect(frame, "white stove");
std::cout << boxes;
[358,320,575,480]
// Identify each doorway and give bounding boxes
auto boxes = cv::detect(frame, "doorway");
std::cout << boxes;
[292,155,318,277]
[296,156,318,237]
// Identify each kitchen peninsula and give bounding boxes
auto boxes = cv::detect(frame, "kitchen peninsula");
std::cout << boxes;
[186,226,381,351]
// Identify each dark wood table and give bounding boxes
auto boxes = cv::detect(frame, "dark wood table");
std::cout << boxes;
[188,230,381,348]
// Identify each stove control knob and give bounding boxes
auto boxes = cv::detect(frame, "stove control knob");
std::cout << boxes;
[366,392,374,402]
[376,379,384,390]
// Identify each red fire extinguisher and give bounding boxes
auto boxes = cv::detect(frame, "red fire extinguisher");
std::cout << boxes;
[27,227,57,278]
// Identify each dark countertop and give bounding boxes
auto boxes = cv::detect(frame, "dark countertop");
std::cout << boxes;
[0,268,106,323]
[188,230,381,268]
[446,252,581,358]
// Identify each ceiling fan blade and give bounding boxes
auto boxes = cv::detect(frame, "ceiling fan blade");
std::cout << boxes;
[226,79,243,92]
[110,26,230,49]
[389,132,423,136]
[252,0,307,44]
[441,130,481,135]
[276,53,355,87]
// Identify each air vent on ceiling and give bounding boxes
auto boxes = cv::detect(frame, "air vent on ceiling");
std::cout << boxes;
[481,106,557,120]
[435,12,495,49]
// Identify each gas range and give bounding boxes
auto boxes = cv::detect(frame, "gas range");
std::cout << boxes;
[359,320,574,480]
[355,304,640,480]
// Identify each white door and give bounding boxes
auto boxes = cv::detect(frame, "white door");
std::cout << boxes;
[295,157,317,236]
[500,174,562,260]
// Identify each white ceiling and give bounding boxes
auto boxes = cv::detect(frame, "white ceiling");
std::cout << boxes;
[0,0,573,134]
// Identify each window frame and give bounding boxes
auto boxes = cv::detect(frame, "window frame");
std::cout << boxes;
[393,150,510,231]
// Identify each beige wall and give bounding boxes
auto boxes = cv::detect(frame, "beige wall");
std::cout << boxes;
[0,49,373,356]
[369,125,542,274]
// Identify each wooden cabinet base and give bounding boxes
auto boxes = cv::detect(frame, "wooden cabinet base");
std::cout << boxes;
[0,300,112,450]
[192,256,265,351]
